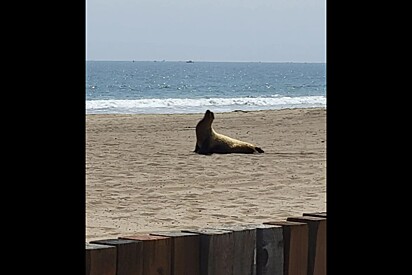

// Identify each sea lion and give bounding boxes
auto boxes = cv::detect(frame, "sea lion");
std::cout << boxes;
[194,110,264,155]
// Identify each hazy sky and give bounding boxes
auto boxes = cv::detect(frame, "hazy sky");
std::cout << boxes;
[86,0,326,62]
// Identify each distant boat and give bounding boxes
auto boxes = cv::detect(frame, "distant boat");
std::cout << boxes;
[186,60,194,63]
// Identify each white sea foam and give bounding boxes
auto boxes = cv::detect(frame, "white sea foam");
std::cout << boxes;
[86,96,326,114]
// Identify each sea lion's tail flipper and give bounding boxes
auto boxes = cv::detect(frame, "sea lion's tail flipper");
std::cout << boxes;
[255,147,264,153]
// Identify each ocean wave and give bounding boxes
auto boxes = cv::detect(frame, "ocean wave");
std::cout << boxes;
[86,96,326,114]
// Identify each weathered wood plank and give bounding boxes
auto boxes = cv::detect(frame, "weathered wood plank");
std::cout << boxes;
[86,243,117,275]
[287,216,326,275]
[90,239,143,275]
[303,212,327,218]
[249,224,284,275]
[264,221,308,275]
[150,231,200,275]
[215,225,256,275]
[120,234,172,275]
[183,228,234,275]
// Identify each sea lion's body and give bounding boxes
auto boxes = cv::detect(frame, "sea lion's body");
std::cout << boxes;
[194,110,264,155]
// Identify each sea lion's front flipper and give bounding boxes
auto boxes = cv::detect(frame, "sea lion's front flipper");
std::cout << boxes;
[197,137,212,155]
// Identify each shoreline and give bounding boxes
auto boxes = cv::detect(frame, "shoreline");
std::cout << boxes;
[86,106,326,116]
[86,107,326,241]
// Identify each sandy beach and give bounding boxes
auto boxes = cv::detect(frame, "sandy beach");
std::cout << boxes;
[86,108,326,242]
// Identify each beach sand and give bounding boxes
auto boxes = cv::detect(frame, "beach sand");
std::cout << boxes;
[86,108,326,242]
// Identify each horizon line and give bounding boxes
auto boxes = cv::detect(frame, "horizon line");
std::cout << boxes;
[86,60,326,64]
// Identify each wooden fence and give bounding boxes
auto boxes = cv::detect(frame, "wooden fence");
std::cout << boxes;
[86,211,326,275]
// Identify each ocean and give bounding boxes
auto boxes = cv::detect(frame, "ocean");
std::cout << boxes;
[86,61,326,114]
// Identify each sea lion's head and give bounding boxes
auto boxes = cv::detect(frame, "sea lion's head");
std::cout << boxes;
[196,110,214,133]
[204,109,215,121]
